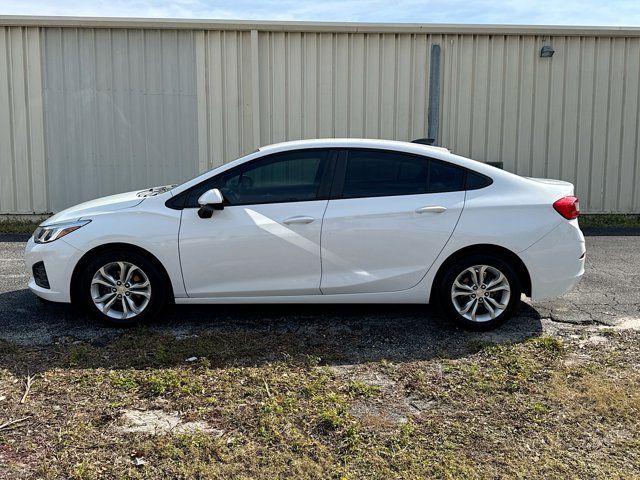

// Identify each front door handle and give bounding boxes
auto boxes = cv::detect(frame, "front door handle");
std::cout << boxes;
[282,215,315,225]
[415,206,447,214]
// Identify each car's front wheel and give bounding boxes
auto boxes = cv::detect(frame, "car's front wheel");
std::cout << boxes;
[77,250,168,326]
[439,254,521,330]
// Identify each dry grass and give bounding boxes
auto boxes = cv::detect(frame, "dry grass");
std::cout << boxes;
[1,330,639,479]
[579,214,640,229]
[0,219,41,235]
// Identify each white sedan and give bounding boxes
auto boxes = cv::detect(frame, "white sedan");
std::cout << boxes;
[25,139,585,330]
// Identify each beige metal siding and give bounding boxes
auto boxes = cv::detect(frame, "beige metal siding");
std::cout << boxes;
[253,32,433,146]
[42,28,199,212]
[196,30,254,170]
[0,18,639,213]
[196,31,435,170]
[440,34,640,213]
[197,29,640,213]
[0,26,47,214]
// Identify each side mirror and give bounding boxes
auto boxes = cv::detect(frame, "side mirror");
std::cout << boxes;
[197,188,224,218]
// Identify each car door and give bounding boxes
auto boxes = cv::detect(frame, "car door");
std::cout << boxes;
[178,149,335,297]
[320,149,465,294]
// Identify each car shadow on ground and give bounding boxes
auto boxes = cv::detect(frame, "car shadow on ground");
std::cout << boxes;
[0,288,544,375]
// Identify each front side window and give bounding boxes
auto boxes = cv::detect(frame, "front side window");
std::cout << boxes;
[185,149,330,207]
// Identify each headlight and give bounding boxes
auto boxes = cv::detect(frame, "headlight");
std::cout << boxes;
[33,219,91,244]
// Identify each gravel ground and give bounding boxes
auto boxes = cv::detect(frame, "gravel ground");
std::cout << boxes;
[0,235,638,351]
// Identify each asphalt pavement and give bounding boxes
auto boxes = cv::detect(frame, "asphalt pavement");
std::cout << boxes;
[0,235,638,353]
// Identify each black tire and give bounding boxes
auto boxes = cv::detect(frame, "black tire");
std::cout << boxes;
[438,254,521,331]
[75,249,169,326]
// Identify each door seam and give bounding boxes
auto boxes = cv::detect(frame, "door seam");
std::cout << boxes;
[176,209,191,298]
[318,198,331,295]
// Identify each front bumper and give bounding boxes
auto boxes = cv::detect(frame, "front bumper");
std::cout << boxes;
[25,236,84,303]
[519,219,585,300]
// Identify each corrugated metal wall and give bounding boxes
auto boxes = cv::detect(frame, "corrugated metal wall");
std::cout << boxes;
[42,28,199,212]
[196,31,433,169]
[0,19,639,214]
[253,32,432,147]
[0,26,47,214]
[439,34,640,214]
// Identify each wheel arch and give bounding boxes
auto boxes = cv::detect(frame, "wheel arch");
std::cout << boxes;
[430,244,532,301]
[70,242,175,304]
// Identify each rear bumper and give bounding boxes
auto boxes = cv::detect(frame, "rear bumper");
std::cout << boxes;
[519,220,585,300]
[25,236,83,303]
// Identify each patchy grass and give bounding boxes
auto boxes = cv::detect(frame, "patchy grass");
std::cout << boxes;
[528,335,565,352]
[0,218,42,234]
[109,370,204,397]
[579,214,640,229]
[346,380,381,398]
[1,329,639,479]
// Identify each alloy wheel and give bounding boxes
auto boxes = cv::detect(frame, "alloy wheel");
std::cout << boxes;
[450,264,511,323]
[90,261,151,320]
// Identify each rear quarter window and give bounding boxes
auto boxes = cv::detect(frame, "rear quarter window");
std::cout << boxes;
[465,170,493,190]
[427,160,466,193]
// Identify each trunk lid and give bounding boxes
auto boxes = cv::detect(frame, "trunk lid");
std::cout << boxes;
[526,177,574,197]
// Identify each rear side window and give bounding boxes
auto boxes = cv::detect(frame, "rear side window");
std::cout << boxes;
[342,150,429,198]
[341,149,468,198]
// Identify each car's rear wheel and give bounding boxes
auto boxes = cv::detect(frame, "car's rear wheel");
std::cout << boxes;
[439,254,521,330]
[77,250,168,326]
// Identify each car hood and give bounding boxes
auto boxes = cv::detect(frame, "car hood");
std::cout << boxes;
[42,190,146,225]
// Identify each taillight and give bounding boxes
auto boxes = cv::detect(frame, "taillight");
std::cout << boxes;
[553,196,580,220]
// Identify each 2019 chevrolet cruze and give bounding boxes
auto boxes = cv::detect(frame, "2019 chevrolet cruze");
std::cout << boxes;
[25,139,585,330]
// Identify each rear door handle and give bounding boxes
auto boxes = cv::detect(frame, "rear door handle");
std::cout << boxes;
[282,215,315,225]
[415,206,447,214]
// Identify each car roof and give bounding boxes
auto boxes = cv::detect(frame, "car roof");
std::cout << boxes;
[258,138,451,155]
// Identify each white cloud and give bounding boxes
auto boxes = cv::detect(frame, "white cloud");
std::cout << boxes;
[0,0,639,26]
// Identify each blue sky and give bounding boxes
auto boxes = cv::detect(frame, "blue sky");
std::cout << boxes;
[1,0,640,26]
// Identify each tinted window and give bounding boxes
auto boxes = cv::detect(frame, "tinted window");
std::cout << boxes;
[428,160,466,193]
[342,150,429,198]
[185,150,330,206]
[340,150,469,198]
[466,170,493,190]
